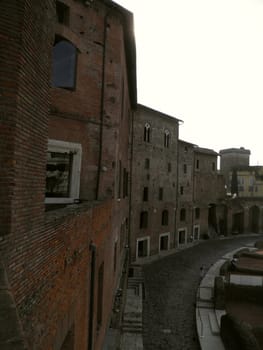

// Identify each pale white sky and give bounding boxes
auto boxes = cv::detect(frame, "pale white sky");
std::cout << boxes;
[116,0,263,165]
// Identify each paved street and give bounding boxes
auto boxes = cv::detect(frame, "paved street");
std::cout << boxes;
[142,235,263,350]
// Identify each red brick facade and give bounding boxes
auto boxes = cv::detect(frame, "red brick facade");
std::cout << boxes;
[0,0,136,349]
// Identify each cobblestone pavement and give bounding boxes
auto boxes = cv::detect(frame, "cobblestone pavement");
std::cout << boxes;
[142,235,263,350]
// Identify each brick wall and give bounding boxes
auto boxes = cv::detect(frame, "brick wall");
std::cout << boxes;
[0,0,55,238]
[130,105,179,260]
[0,0,134,349]
[49,0,133,202]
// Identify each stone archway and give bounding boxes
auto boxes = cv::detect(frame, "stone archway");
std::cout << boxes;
[232,211,244,234]
[249,205,260,233]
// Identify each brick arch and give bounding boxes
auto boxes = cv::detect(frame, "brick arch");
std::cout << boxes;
[55,26,87,53]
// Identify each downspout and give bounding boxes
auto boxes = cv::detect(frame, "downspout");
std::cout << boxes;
[175,125,179,248]
[96,9,111,200]
[88,242,96,350]
[128,109,134,261]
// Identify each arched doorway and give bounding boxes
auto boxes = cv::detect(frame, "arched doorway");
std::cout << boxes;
[232,211,244,234]
[249,206,260,233]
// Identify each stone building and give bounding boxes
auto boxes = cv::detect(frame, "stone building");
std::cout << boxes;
[177,144,226,245]
[220,148,263,235]
[0,1,136,349]
[130,105,180,261]
[219,147,251,192]
[193,147,226,238]
[177,140,195,245]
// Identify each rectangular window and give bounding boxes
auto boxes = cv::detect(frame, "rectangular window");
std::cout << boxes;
[160,233,170,251]
[56,1,70,26]
[159,187,163,201]
[97,263,104,328]
[196,159,199,169]
[180,186,184,195]
[140,211,148,229]
[178,229,187,245]
[193,225,200,240]
[195,207,200,219]
[212,162,216,171]
[145,158,150,169]
[118,160,122,198]
[143,187,148,201]
[113,241,117,272]
[137,237,149,258]
[183,164,187,174]
[45,139,82,204]
[168,162,171,172]
[123,168,128,198]
[180,208,186,221]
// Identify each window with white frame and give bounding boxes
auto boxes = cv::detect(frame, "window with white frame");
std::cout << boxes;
[178,228,187,245]
[137,237,150,258]
[45,139,82,204]
[193,225,200,240]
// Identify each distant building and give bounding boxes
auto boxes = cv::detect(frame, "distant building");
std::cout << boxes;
[130,104,180,260]
[219,147,251,192]
[220,148,263,234]
[177,140,195,244]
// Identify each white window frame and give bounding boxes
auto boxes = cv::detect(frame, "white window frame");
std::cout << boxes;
[45,139,82,204]
[136,236,150,259]
[193,225,200,241]
[159,232,170,252]
[178,227,187,245]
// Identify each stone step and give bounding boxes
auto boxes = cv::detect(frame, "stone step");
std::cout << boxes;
[196,300,214,309]
[208,312,220,335]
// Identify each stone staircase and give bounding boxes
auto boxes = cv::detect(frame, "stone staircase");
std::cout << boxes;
[120,265,144,349]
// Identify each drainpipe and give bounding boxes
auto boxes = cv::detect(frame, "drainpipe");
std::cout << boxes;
[128,109,135,261]
[175,126,179,248]
[88,242,96,350]
[95,8,112,200]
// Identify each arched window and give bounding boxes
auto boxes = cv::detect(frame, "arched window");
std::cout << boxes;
[164,130,170,148]
[180,208,186,221]
[52,39,77,89]
[161,210,169,226]
[144,123,151,142]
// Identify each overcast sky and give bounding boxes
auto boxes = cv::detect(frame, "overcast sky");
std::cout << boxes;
[115,0,263,166]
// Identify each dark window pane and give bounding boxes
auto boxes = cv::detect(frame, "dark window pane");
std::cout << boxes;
[162,210,168,225]
[52,40,77,89]
[56,1,69,25]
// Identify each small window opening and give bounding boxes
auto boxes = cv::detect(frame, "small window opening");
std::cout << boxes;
[140,211,148,229]
[144,123,151,142]
[161,210,169,226]
[145,158,150,169]
[159,187,163,201]
[164,130,170,148]
[56,1,70,26]
[180,208,186,221]
[143,187,148,201]
[195,207,200,219]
